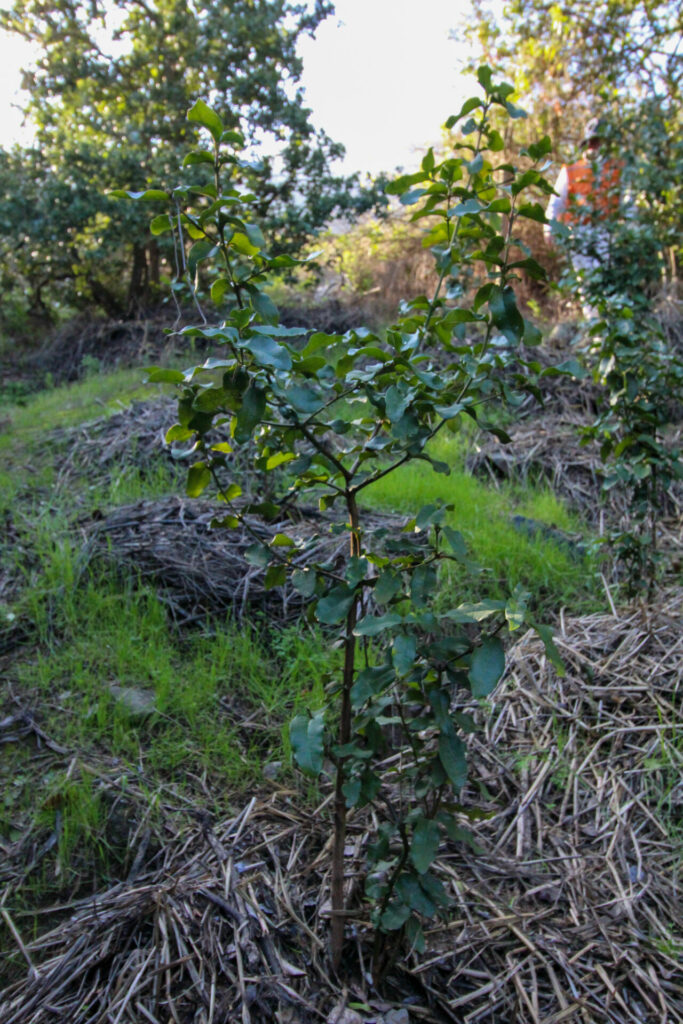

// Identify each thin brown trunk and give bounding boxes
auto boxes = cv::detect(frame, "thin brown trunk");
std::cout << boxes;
[148,239,160,287]
[127,241,149,313]
[330,492,361,970]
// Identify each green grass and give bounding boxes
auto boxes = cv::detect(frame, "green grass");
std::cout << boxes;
[363,431,601,615]
[15,575,332,789]
[0,367,164,440]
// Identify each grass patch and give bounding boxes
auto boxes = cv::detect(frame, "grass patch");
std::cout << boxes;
[12,573,333,797]
[363,432,601,615]
[0,367,164,441]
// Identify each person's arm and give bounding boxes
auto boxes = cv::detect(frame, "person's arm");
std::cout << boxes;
[544,166,568,244]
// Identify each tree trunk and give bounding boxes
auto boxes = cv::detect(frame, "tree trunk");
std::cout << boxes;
[127,241,149,314]
[330,492,361,970]
[148,239,160,288]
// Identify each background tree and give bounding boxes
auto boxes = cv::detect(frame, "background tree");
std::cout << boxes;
[0,0,380,322]
[454,0,682,285]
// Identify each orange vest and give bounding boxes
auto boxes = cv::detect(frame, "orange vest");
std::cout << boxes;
[562,158,622,224]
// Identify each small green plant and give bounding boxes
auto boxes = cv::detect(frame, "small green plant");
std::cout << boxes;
[117,70,565,975]
[582,296,682,594]
[556,115,683,595]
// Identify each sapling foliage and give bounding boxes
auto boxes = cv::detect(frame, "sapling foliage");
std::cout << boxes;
[115,68,564,974]
[554,117,683,595]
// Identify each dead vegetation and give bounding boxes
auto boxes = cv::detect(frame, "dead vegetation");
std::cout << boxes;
[1,592,681,1023]
[83,497,407,627]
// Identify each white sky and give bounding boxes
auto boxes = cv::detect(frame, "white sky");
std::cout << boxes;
[0,0,471,175]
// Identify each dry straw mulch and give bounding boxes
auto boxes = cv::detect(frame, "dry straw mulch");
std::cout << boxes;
[2,591,680,1024]
[467,415,683,530]
[83,497,406,627]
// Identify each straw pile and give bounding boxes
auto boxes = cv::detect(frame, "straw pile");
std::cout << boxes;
[83,497,405,626]
[434,587,682,1022]
[467,416,683,529]
[2,591,680,1023]
[51,398,181,484]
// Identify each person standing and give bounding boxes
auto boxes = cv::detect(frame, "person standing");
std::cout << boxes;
[544,117,622,317]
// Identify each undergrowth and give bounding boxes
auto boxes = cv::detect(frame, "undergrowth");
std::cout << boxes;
[1,361,603,926]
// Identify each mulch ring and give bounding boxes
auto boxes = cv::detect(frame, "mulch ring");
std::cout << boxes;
[82,497,408,627]
[2,590,680,1024]
[466,414,683,528]
[49,396,189,490]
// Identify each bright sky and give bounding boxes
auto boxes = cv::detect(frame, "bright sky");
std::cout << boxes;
[0,0,470,175]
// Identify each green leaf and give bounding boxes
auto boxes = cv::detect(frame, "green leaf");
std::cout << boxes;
[451,198,482,217]
[187,99,224,142]
[400,187,427,205]
[271,533,295,548]
[244,335,292,371]
[211,278,231,306]
[487,129,504,152]
[504,100,527,119]
[517,202,547,223]
[182,150,215,167]
[165,423,194,442]
[342,777,361,807]
[217,482,241,501]
[438,732,468,791]
[265,451,294,469]
[289,711,325,776]
[244,222,266,250]
[443,526,467,560]
[244,543,270,568]
[531,621,565,676]
[477,65,493,92]
[283,384,322,413]
[486,196,511,213]
[510,257,547,281]
[489,285,524,344]
[392,634,417,675]
[252,289,279,325]
[234,384,266,444]
[231,231,260,256]
[188,239,217,279]
[405,916,426,952]
[526,136,552,160]
[374,569,403,604]
[109,188,169,201]
[410,818,440,875]
[186,462,211,498]
[220,129,245,146]
[354,612,403,637]
[469,637,505,697]
[380,901,411,931]
[396,874,436,917]
[351,663,395,707]
[150,213,173,235]
[316,585,355,625]
[146,366,185,384]
[443,599,505,624]
[411,564,437,608]
[292,568,316,597]
[447,96,481,127]
[264,564,287,589]
[540,358,586,380]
